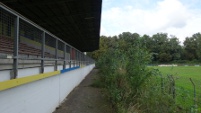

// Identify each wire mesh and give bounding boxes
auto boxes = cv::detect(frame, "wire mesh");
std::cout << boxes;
[81,53,84,65]
[0,8,15,70]
[70,48,74,67]
[58,40,64,60]
[0,5,95,77]
[0,8,15,55]
[175,76,201,111]
[75,50,77,66]
[160,70,201,112]
[19,19,43,58]
[57,40,64,68]
[45,33,56,59]
[77,51,80,66]
[66,45,70,61]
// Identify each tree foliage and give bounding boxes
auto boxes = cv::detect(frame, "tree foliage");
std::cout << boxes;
[93,33,179,113]
[88,32,201,63]
[88,32,201,113]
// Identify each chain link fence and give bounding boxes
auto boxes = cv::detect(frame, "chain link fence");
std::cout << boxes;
[160,73,201,113]
[0,8,15,70]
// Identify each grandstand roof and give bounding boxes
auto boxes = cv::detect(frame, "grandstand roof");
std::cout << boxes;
[1,0,102,52]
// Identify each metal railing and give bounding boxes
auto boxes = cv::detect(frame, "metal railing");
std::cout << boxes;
[0,3,95,79]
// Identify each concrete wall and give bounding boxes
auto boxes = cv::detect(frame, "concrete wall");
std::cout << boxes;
[0,64,95,113]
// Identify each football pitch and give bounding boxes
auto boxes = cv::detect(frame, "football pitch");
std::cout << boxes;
[153,66,201,109]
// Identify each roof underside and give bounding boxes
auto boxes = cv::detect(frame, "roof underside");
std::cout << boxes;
[1,0,102,52]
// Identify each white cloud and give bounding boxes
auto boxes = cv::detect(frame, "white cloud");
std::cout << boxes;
[101,0,201,42]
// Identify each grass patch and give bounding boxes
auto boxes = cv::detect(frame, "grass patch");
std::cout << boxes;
[152,66,201,111]
[154,66,201,93]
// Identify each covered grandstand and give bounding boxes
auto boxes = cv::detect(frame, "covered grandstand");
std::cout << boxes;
[0,0,102,79]
[0,1,102,113]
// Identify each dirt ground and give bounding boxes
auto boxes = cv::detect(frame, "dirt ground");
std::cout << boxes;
[53,69,114,113]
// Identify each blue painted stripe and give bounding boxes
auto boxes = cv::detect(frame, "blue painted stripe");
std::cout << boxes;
[60,66,80,73]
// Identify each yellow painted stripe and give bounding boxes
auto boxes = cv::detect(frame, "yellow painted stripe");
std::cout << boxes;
[0,71,60,91]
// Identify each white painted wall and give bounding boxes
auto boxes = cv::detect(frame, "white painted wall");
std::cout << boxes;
[0,64,95,113]
[0,70,10,82]
[18,67,40,78]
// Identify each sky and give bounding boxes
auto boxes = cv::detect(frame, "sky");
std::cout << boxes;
[100,0,201,42]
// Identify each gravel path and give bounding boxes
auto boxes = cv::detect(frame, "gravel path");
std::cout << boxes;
[53,69,114,113]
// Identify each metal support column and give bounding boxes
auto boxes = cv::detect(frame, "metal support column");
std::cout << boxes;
[55,39,58,71]
[40,32,45,73]
[12,16,19,79]
[63,44,66,69]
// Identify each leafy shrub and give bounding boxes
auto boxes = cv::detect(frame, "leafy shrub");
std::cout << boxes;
[96,38,189,113]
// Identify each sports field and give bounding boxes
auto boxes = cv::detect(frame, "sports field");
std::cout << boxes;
[154,66,201,109]
[155,66,201,92]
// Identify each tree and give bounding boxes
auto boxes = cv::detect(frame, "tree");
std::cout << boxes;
[87,35,121,60]
[88,32,201,63]
[159,53,172,62]
[151,33,169,62]
[183,36,198,60]
[193,33,201,61]
[168,36,182,61]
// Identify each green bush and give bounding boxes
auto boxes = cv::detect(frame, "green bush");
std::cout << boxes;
[96,38,189,113]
